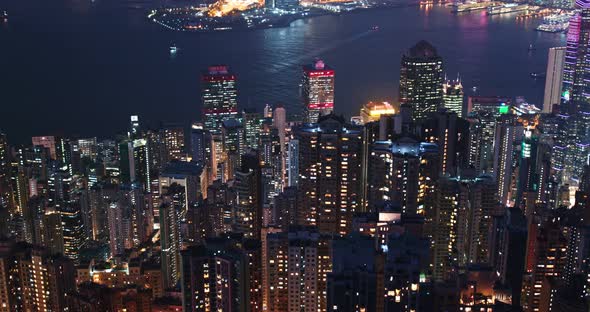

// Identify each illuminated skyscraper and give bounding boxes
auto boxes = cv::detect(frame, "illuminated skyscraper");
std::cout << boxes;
[233,152,263,239]
[264,228,332,312]
[442,77,464,117]
[162,123,185,162]
[543,47,566,113]
[201,65,238,135]
[399,40,444,121]
[302,59,335,123]
[367,138,439,214]
[295,114,363,235]
[554,8,590,183]
[0,241,76,312]
[493,115,522,207]
[243,109,262,150]
[432,174,498,281]
[159,185,184,288]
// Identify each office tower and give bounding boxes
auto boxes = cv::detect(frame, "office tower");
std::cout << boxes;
[287,139,299,187]
[243,109,262,150]
[159,187,183,289]
[432,174,498,281]
[467,96,512,115]
[516,128,541,211]
[296,114,363,235]
[222,118,244,177]
[264,227,332,312]
[553,9,590,184]
[233,152,263,239]
[367,138,439,214]
[259,123,283,207]
[442,77,464,117]
[359,101,397,124]
[119,138,151,191]
[129,115,141,138]
[48,167,83,264]
[162,123,185,162]
[543,47,566,113]
[202,65,238,135]
[420,111,467,175]
[189,122,209,171]
[494,115,522,207]
[181,237,261,312]
[466,111,497,174]
[399,40,444,121]
[0,241,76,312]
[302,59,335,123]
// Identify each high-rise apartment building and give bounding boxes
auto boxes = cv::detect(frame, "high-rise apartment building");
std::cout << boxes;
[432,174,498,281]
[302,59,335,123]
[202,65,238,135]
[295,114,363,235]
[399,40,444,121]
[0,240,76,312]
[367,138,439,214]
[264,227,332,312]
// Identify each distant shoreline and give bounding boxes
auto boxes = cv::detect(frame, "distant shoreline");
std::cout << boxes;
[148,1,423,33]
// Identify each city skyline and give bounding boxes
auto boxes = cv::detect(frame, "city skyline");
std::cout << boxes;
[1,0,589,311]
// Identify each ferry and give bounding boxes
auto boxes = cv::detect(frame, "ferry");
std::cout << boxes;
[486,3,529,15]
[530,72,546,78]
[371,25,379,31]
[170,44,178,54]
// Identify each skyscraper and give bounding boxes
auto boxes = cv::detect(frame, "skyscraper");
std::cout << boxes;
[233,152,263,239]
[295,114,363,235]
[554,8,590,183]
[399,40,444,121]
[543,47,566,113]
[302,59,335,123]
[201,65,238,135]
[442,77,464,117]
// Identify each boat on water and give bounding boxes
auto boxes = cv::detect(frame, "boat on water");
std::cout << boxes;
[528,44,536,51]
[530,72,546,78]
[371,25,379,31]
[170,44,178,54]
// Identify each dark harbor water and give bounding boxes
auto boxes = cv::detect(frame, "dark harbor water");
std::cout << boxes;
[0,0,565,142]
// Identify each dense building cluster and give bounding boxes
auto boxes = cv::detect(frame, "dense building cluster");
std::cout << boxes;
[4,5,590,311]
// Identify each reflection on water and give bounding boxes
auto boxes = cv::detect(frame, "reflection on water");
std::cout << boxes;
[0,0,566,142]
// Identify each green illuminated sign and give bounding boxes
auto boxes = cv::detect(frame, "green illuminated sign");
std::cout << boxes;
[499,105,509,114]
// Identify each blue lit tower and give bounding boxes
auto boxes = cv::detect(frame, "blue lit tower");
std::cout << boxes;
[555,6,590,183]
